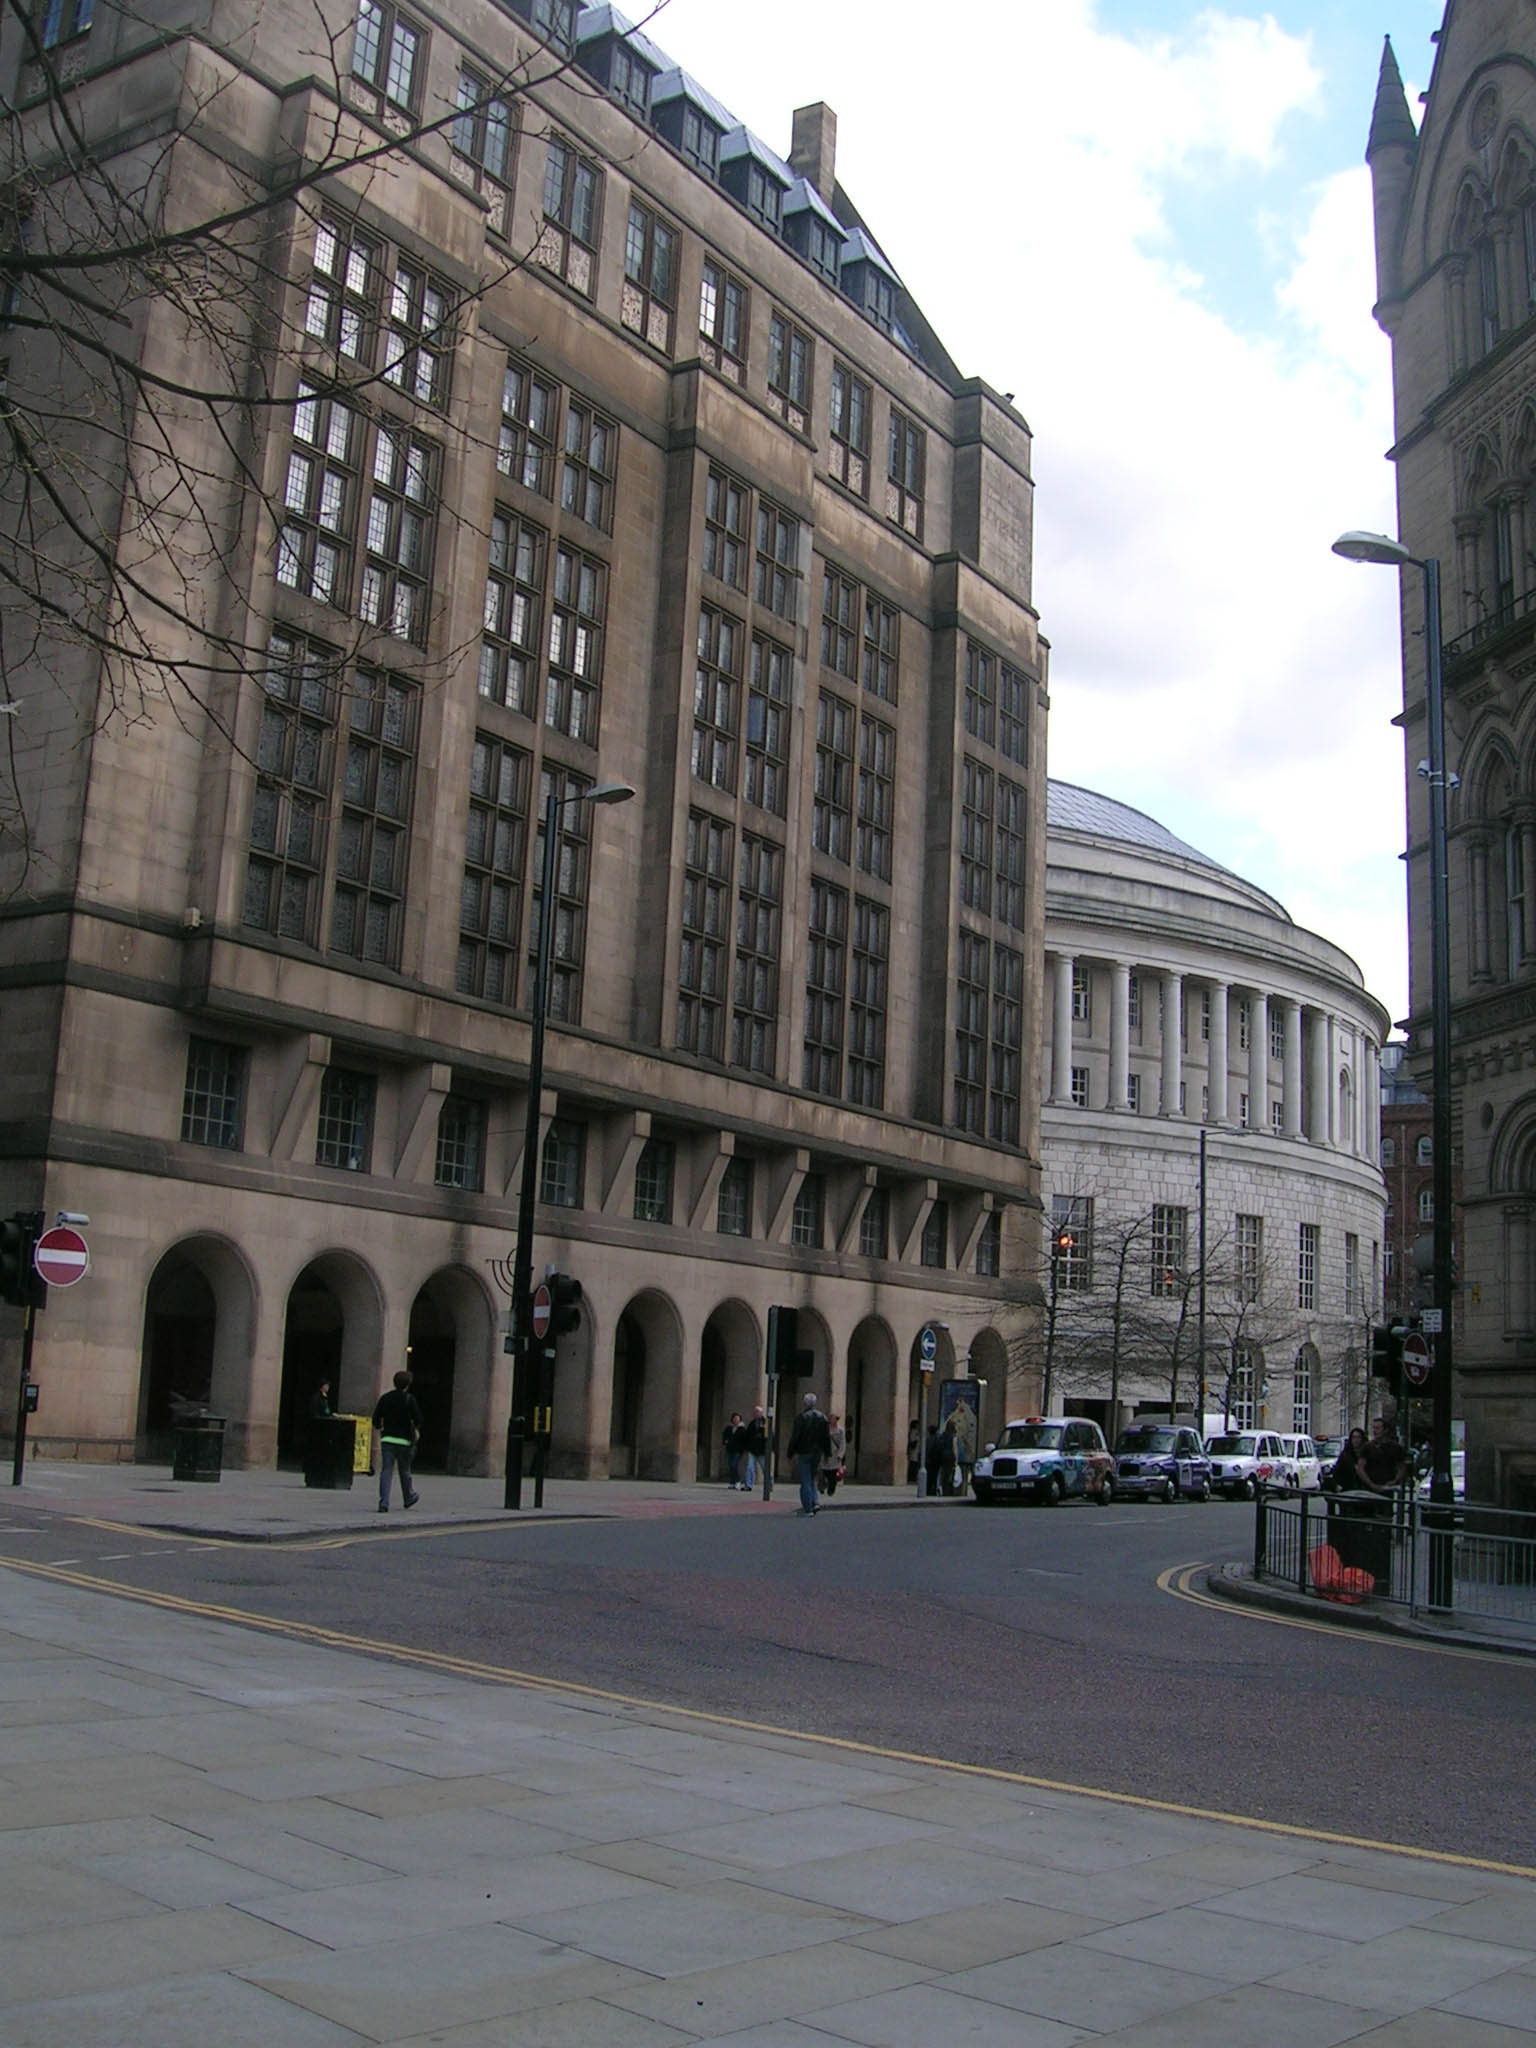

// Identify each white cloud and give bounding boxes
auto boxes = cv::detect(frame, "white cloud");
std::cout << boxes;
[642,0,1410,1014]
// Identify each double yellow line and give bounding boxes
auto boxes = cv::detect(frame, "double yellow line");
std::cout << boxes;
[3,1547,1533,1881]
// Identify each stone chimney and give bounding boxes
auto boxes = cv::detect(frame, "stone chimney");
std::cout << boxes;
[789,102,837,200]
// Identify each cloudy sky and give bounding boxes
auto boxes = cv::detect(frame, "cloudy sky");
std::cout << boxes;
[636,0,1449,1024]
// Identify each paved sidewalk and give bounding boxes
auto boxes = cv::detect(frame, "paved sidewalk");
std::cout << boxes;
[4,1454,923,1541]
[1,1563,1534,2047]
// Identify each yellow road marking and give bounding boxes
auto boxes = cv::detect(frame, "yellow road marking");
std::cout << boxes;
[1160,1562,1528,1666]
[3,1513,586,1555]
[2,1549,1533,1882]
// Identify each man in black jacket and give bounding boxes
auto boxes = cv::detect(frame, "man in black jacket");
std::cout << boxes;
[373,1370,424,1512]
[786,1393,832,1516]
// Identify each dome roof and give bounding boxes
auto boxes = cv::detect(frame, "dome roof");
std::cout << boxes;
[1047,781,1226,871]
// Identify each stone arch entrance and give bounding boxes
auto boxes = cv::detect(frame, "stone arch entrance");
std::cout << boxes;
[846,1315,897,1483]
[696,1298,761,1481]
[968,1326,1009,1449]
[407,1267,497,1473]
[611,1290,683,1479]
[278,1253,384,1464]
[137,1236,258,1464]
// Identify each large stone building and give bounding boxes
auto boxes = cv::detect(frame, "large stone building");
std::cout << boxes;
[1365,1,1536,1506]
[0,3,1045,1478]
[1041,784,1389,1442]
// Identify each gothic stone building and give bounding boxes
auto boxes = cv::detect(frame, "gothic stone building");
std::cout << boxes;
[0,1,1045,1477]
[1366,0,1536,1507]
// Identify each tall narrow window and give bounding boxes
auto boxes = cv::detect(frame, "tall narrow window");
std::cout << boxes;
[703,469,749,589]
[532,767,596,1022]
[351,0,422,114]
[745,637,790,816]
[921,1202,948,1269]
[856,714,895,880]
[999,662,1029,765]
[453,69,515,214]
[634,1138,675,1223]
[960,757,992,913]
[1150,1205,1188,1297]
[457,732,530,1003]
[498,357,558,496]
[995,778,1027,931]
[804,878,847,1094]
[330,668,418,967]
[621,199,678,351]
[560,400,616,531]
[546,543,605,743]
[828,362,871,495]
[479,510,543,715]
[692,606,742,792]
[538,138,600,296]
[381,261,451,410]
[316,1067,375,1172]
[279,384,359,606]
[305,221,376,362]
[359,425,436,644]
[245,632,338,944]
[820,565,858,677]
[754,500,800,620]
[1052,1195,1093,1291]
[699,258,748,382]
[848,897,888,1109]
[435,1097,486,1191]
[767,311,812,432]
[677,810,731,1059]
[717,1155,751,1235]
[859,1187,888,1259]
[39,0,93,49]
[861,596,898,702]
[887,409,925,538]
[1072,966,1092,1027]
[812,693,854,860]
[964,642,995,743]
[954,930,987,1133]
[990,944,1023,1145]
[181,1039,246,1150]
[976,1211,1002,1278]
[733,834,781,1075]
[1236,1213,1262,1302]
[791,1177,824,1250]
[539,1118,585,1206]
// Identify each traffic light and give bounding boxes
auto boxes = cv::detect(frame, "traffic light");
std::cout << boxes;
[0,1211,41,1308]
[767,1303,800,1377]
[1370,1321,1405,1399]
[547,1273,582,1338]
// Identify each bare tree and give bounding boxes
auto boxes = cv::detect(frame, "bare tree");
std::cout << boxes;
[0,0,661,873]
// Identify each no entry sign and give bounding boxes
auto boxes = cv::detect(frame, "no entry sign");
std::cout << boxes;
[33,1226,89,1288]
[530,1282,552,1339]
[1401,1330,1433,1387]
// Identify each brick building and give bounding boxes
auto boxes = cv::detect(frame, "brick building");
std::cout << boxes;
[0,2,1045,1477]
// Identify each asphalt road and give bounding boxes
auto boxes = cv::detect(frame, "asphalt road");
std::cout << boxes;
[5,1494,1533,1866]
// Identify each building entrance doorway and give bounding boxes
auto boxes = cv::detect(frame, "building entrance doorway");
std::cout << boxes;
[278,1269,344,1464]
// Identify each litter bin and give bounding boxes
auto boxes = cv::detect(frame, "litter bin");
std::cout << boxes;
[172,1416,225,1483]
[336,1412,372,1476]
[303,1414,357,1490]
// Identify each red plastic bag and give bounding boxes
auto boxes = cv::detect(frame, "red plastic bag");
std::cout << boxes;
[1309,1542,1372,1604]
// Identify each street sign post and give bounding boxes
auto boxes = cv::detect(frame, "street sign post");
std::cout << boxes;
[1401,1330,1433,1388]
[33,1226,89,1289]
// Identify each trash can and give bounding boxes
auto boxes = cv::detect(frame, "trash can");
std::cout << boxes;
[336,1412,372,1476]
[303,1415,357,1490]
[172,1416,225,1483]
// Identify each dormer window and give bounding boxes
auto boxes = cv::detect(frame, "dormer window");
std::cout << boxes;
[680,105,720,175]
[610,42,653,119]
[654,73,725,178]
[575,15,657,120]
[511,0,576,52]
[847,261,895,335]
[791,213,839,284]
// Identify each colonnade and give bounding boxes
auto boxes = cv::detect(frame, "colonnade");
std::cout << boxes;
[1046,951,1380,1161]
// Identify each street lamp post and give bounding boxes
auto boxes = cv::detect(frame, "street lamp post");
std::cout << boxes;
[1333,530,1456,1605]
[503,777,634,1510]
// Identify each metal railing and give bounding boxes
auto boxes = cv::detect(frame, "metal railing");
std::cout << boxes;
[1255,1489,1536,1632]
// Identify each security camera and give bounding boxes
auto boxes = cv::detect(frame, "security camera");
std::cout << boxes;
[55,1211,90,1226]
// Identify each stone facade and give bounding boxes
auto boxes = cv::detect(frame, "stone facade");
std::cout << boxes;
[1040,785,1389,1442]
[1366,3,1536,1506]
[0,4,1045,1479]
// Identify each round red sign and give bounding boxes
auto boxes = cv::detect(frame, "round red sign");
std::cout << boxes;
[1401,1331,1433,1387]
[531,1282,552,1339]
[33,1225,89,1288]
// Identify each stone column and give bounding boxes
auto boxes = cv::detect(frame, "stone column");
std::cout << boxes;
[1446,256,1468,380]
[1161,969,1182,1119]
[1248,990,1269,1135]
[1051,951,1075,1104]
[1326,1016,1340,1146]
[1520,813,1536,968]
[1454,510,1483,639]
[1207,979,1229,1125]
[1282,997,1303,1138]
[1306,1007,1329,1143]
[1467,832,1492,983]
[1108,960,1131,1111]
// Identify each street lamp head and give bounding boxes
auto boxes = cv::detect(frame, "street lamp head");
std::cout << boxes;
[1332,529,1415,569]
[587,779,636,806]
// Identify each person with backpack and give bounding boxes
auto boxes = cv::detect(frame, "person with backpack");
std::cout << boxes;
[786,1393,831,1515]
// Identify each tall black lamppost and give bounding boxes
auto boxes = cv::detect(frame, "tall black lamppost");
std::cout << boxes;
[503,776,634,1509]
[1333,530,1456,1601]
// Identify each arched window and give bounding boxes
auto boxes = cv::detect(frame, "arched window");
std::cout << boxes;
[1418,1186,1435,1222]
[1380,1137,1397,1167]
[1416,1135,1433,1164]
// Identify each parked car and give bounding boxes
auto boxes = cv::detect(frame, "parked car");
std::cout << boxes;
[971,1417,1114,1506]
[1205,1430,1287,1499]
[1278,1435,1324,1492]
[1111,1423,1213,1501]
[1416,1450,1467,1500]
[1314,1434,1346,1484]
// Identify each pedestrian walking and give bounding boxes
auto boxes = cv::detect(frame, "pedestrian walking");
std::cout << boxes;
[820,1412,846,1495]
[906,1417,921,1485]
[723,1411,743,1489]
[372,1370,423,1513]
[923,1423,945,1498]
[741,1405,767,1491]
[787,1393,832,1515]
[940,1417,959,1496]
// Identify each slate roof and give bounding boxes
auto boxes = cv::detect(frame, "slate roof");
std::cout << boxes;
[1047,781,1228,872]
